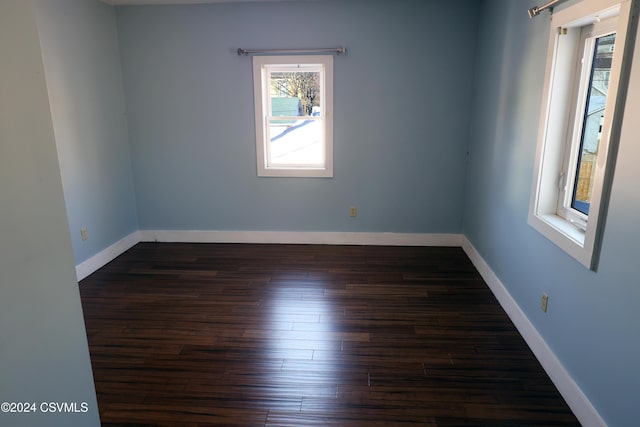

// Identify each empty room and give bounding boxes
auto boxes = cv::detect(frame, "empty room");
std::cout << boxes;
[1,0,639,426]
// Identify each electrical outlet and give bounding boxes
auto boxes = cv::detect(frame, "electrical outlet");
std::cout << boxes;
[349,207,357,217]
[541,293,549,313]
[81,227,88,241]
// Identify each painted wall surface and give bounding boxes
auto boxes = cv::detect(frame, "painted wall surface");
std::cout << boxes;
[35,0,138,265]
[464,1,640,425]
[116,0,480,233]
[0,1,100,426]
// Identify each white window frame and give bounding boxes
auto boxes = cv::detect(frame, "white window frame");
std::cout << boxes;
[557,17,618,230]
[528,0,635,270]
[253,55,333,178]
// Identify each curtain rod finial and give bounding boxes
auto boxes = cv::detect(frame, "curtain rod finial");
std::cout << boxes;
[528,7,540,18]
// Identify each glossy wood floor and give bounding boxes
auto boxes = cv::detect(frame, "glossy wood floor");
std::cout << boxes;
[80,243,579,426]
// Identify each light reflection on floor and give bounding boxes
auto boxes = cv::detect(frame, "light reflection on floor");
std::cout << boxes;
[263,280,343,408]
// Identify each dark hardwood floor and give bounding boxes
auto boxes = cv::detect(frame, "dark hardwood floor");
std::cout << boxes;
[79,243,579,426]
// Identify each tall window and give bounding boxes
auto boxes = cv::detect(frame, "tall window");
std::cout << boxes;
[253,55,333,177]
[529,0,635,269]
[560,19,617,229]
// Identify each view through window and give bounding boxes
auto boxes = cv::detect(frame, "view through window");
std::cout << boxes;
[268,68,323,166]
[571,32,616,215]
[253,55,333,177]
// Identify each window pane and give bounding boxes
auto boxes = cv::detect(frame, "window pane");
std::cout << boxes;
[572,33,616,215]
[268,119,323,166]
[270,71,321,118]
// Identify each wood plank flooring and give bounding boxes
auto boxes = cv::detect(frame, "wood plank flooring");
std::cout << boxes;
[79,243,579,426]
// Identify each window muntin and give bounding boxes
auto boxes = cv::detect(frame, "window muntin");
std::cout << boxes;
[253,56,333,177]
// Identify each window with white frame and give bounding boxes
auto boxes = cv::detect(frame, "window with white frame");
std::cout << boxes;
[529,0,636,270]
[253,55,333,177]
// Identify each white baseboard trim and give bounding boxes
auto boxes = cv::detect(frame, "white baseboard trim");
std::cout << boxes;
[460,237,606,427]
[139,230,463,247]
[75,231,141,282]
[75,230,461,280]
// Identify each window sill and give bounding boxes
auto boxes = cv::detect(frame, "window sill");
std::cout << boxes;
[538,214,585,246]
[528,212,594,269]
[258,167,333,178]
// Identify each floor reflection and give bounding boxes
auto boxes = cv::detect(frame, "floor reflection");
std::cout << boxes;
[266,281,341,383]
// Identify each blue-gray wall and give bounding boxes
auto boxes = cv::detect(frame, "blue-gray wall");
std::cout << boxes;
[8,0,638,424]
[0,1,100,425]
[35,0,138,265]
[464,1,640,425]
[116,0,480,232]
